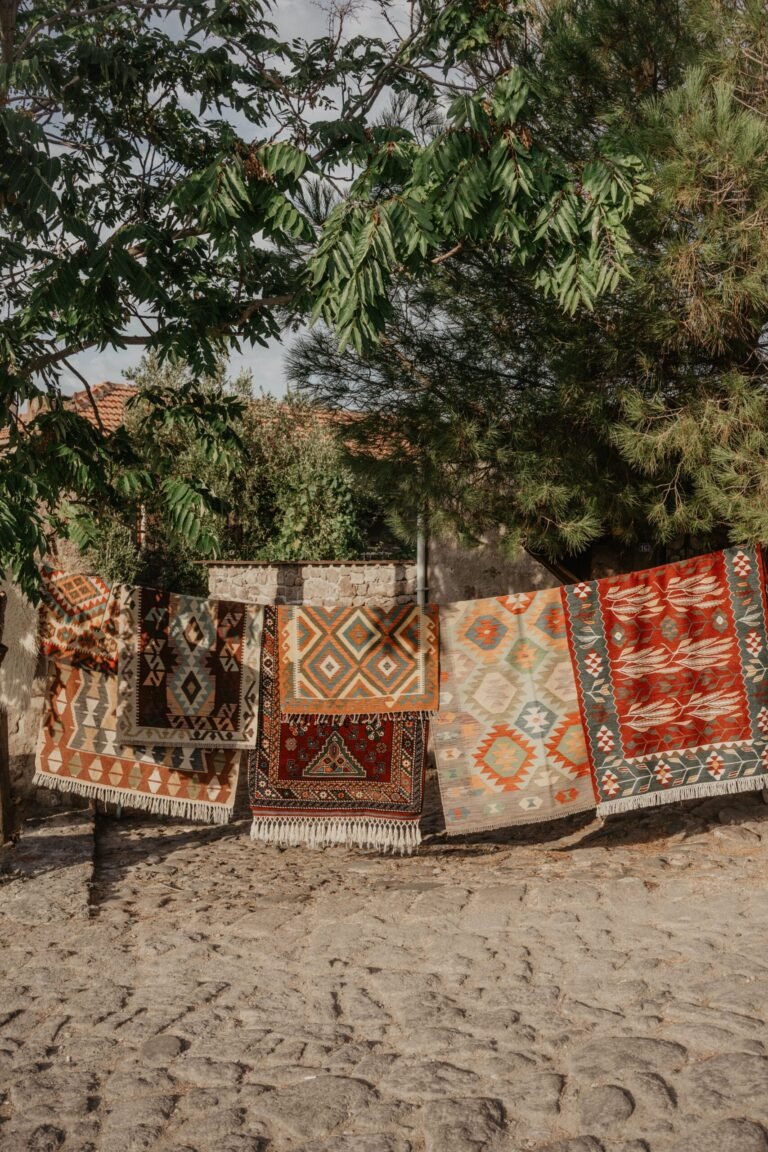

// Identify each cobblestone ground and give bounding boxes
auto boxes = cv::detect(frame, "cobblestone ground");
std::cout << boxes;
[3,794,768,1152]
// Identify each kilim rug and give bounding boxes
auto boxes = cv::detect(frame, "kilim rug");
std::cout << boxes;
[562,546,768,815]
[433,589,596,835]
[34,662,241,822]
[118,585,263,748]
[277,602,439,717]
[250,608,427,852]
[39,565,119,673]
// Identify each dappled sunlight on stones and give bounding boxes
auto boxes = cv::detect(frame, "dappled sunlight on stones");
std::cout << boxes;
[4,800,768,1148]
[253,1075,380,1140]
[420,1097,505,1152]
[683,1118,768,1152]
[578,1084,635,1128]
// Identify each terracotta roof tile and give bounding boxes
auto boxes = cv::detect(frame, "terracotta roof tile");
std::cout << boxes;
[67,382,135,432]
[0,381,135,445]
[1,384,388,458]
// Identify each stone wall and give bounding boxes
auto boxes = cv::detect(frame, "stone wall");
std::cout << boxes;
[7,677,51,813]
[207,560,418,608]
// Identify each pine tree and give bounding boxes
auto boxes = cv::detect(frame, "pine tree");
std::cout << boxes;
[290,0,768,568]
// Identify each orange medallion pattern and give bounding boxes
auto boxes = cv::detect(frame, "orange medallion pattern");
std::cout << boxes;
[250,608,426,846]
[433,589,596,834]
[278,602,439,716]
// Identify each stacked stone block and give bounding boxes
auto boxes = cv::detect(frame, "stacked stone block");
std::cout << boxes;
[207,560,417,609]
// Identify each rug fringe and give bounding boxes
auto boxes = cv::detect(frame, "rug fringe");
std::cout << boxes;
[280,711,433,725]
[250,815,421,854]
[32,772,232,824]
[598,773,768,817]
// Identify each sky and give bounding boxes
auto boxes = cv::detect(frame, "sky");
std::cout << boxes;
[63,0,405,397]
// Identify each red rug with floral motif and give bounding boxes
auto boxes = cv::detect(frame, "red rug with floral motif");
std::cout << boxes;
[562,546,768,814]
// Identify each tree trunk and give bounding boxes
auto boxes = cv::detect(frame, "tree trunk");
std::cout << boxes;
[0,709,11,844]
[0,0,17,66]
[0,590,11,843]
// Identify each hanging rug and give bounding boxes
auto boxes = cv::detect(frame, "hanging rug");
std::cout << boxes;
[35,662,241,823]
[433,588,596,835]
[562,545,768,815]
[118,585,262,748]
[250,608,426,852]
[277,601,439,717]
[39,565,119,673]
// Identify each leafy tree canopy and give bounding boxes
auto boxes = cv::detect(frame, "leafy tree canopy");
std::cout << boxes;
[290,0,768,565]
[0,0,651,596]
[74,356,405,595]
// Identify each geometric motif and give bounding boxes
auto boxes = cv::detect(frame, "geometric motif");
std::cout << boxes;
[117,585,263,748]
[34,662,241,823]
[250,608,426,850]
[39,565,120,673]
[562,546,768,814]
[277,602,439,716]
[433,589,596,834]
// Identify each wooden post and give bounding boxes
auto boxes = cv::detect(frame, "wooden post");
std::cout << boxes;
[416,513,429,606]
[0,589,12,843]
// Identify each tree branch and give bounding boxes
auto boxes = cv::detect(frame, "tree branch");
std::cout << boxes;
[432,242,464,265]
[0,0,17,70]
[230,295,294,327]
[28,335,154,376]
[61,358,107,434]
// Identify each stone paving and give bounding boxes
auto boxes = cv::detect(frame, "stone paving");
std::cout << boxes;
[2,794,768,1151]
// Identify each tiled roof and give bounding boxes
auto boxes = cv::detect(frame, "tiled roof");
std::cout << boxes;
[1,383,387,457]
[66,382,136,432]
[0,382,135,445]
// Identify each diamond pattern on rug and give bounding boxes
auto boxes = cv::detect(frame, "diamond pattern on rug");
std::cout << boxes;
[562,546,768,814]
[278,603,439,716]
[118,586,262,748]
[39,566,119,672]
[35,663,241,822]
[433,590,596,834]
[249,608,426,846]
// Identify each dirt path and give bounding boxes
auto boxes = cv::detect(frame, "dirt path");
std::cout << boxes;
[2,796,768,1151]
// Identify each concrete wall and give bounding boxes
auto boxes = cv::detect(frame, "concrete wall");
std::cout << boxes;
[3,554,92,818]
[208,537,561,612]
[428,533,561,603]
[207,560,418,608]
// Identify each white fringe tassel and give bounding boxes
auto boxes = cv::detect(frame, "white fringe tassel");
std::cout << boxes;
[32,772,232,825]
[598,773,768,817]
[250,815,421,854]
[281,711,435,725]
